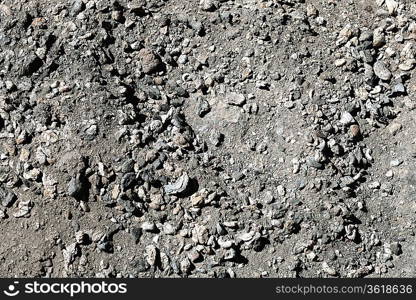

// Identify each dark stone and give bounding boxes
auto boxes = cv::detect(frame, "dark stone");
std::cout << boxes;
[131,226,142,244]
[121,172,137,190]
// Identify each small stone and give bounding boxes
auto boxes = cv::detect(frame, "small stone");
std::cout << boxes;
[374,61,392,81]
[67,175,84,199]
[322,262,338,276]
[180,258,192,274]
[334,58,346,67]
[71,0,85,17]
[237,231,255,242]
[132,258,150,273]
[263,191,274,204]
[164,173,190,195]
[277,185,286,196]
[307,157,323,169]
[398,59,416,71]
[227,93,246,107]
[138,48,163,74]
[223,221,238,228]
[111,10,123,22]
[390,242,402,255]
[121,159,135,173]
[191,195,204,207]
[141,222,158,233]
[62,243,79,265]
[121,172,137,190]
[209,130,224,147]
[131,226,143,244]
[197,98,211,117]
[387,123,402,135]
[145,245,159,266]
[163,223,176,235]
[75,231,88,244]
[385,0,398,15]
[306,252,317,261]
[340,111,355,125]
[392,83,406,95]
[1,189,17,207]
[188,250,201,263]
[390,159,402,167]
[177,54,188,64]
[192,224,209,244]
[350,124,361,138]
[200,0,216,11]
[373,27,386,48]
[13,200,32,218]
[223,248,237,260]
[368,181,380,189]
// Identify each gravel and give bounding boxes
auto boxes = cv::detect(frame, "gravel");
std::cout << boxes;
[0,0,415,279]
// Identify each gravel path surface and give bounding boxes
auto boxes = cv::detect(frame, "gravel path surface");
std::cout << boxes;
[0,0,415,278]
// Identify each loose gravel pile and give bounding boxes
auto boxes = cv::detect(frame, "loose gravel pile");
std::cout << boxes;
[0,0,416,278]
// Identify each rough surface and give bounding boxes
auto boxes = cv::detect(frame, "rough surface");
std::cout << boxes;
[0,0,416,278]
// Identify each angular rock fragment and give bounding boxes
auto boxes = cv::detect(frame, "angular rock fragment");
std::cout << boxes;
[164,173,189,195]
[373,61,392,81]
[138,48,163,74]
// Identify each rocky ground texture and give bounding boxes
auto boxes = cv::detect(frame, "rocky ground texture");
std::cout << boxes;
[0,0,415,278]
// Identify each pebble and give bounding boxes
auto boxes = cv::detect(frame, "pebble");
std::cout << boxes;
[390,159,402,167]
[373,27,386,48]
[145,245,159,266]
[373,61,392,81]
[67,175,84,199]
[385,170,394,178]
[141,222,158,233]
[368,181,381,189]
[307,157,323,169]
[164,173,190,195]
[130,227,143,244]
[387,122,402,135]
[227,93,246,107]
[340,111,355,125]
[334,58,346,67]
[13,200,32,218]
[200,0,216,11]
[322,262,338,276]
[398,59,416,71]
[390,242,402,255]
[138,48,163,74]
[0,189,16,207]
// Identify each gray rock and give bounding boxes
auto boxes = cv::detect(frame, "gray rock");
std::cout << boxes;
[322,262,338,276]
[200,0,217,11]
[307,157,323,169]
[141,221,158,233]
[67,175,84,199]
[0,188,16,208]
[390,242,402,255]
[164,173,189,195]
[339,111,355,125]
[374,61,392,81]
[130,226,142,244]
[227,93,246,107]
[71,0,85,16]
[121,172,137,190]
[131,258,150,273]
[138,48,163,74]
[197,98,211,117]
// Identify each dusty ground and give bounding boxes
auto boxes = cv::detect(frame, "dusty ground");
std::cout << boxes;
[0,0,415,278]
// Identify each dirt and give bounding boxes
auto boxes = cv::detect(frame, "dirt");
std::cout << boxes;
[0,0,415,278]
